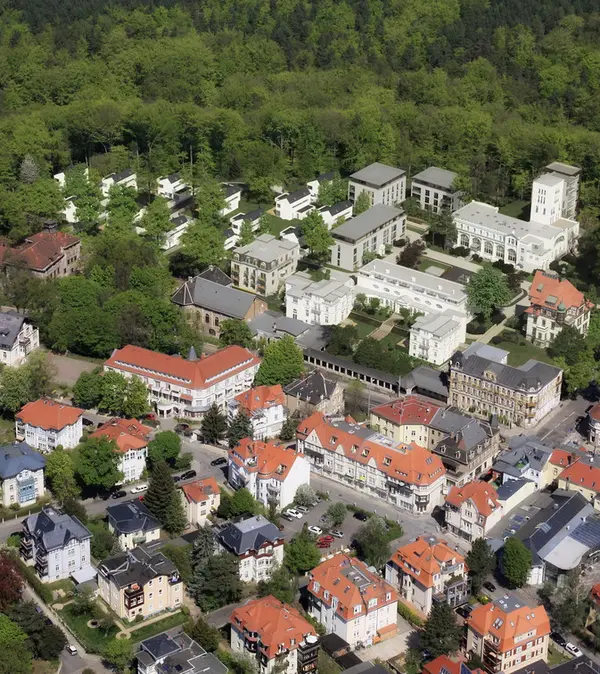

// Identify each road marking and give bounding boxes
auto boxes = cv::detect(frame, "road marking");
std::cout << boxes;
[540,411,576,441]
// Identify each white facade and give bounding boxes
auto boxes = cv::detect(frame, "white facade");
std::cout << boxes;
[2,468,44,507]
[285,271,355,326]
[275,189,314,220]
[16,414,83,452]
[408,313,464,365]
[220,184,242,215]
[101,170,137,197]
[118,446,147,483]
[0,318,39,367]
[318,201,353,228]
[445,494,504,542]
[531,174,566,226]
[348,163,406,207]
[157,174,188,199]
[162,217,192,251]
[410,167,461,213]
[239,542,284,582]
[62,199,78,224]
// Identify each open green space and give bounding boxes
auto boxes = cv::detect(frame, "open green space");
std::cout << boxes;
[262,212,290,237]
[378,331,409,351]
[492,332,555,367]
[58,604,119,654]
[129,611,188,643]
[548,646,570,666]
[499,200,530,220]
[346,318,379,339]
[418,259,453,273]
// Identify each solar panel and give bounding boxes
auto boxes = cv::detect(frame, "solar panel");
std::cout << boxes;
[571,518,600,549]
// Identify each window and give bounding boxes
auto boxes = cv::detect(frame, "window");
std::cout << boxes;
[353,605,362,614]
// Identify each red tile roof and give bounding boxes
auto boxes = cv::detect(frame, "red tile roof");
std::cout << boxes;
[17,398,83,431]
[424,656,484,674]
[90,418,151,454]
[591,584,600,606]
[550,449,574,468]
[390,536,465,590]
[230,439,302,481]
[445,481,500,518]
[104,344,260,390]
[0,231,80,272]
[234,385,285,414]
[181,476,220,503]
[559,459,600,493]
[371,396,441,427]
[527,271,589,313]
[589,403,600,422]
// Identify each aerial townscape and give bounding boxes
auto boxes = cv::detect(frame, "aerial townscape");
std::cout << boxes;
[5,3,600,674]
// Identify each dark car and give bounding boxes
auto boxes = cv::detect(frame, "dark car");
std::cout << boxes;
[483,581,496,593]
[175,423,190,434]
[551,632,567,648]
[180,470,197,481]
[111,489,127,499]
[353,511,369,521]
[456,605,472,619]
[172,474,182,483]
[211,457,228,467]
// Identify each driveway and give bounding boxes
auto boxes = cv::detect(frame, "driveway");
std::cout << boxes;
[358,615,416,661]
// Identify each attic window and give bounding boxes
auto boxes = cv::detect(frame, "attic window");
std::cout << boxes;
[384,457,392,466]
[362,449,370,457]
[351,445,358,453]
[330,436,338,445]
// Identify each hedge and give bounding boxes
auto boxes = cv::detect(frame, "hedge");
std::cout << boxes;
[348,311,383,327]
[12,554,53,604]
[397,602,424,627]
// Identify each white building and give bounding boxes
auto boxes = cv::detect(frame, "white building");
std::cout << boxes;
[221,184,242,216]
[410,167,462,213]
[308,553,398,648]
[285,271,355,325]
[180,477,221,527]
[348,162,406,207]
[89,418,151,483]
[21,507,92,582]
[162,215,192,251]
[16,399,84,452]
[104,344,260,419]
[106,499,161,551]
[228,385,287,440]
[0,441,45,507]
[157,173,188,200]
[101,169,137,197]
[230,209,263,234]
[62,198,79,224]
[317,200,353,228]
[444,481,503,542]
[0,312,39,367]
[307,171,335,202]
[408,313,465,365]
[543,162,581,220]
[275,188,314,221]
[229,438,310,510]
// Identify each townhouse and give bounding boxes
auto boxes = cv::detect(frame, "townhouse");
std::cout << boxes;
[180,477,220,527]
[307,171,335,202]
[410,167,462,213]
[157,173,188,200]
[317,201,353,228]
[285,271,355,326]
[137,632,227,674]
[101,169,137,196]
[448,350,562,428]
[385,535,468,615]
[284,371,344,417]
[525,270,592,346]
[221,184,242,215]
[466,595,550,674]
[229,438,310,510]
[230,596,320,674]
[16,399,84,452]
[228,385,287,440]
[493,435,555,490]
[275,188,314,221]
[557,458,600,509]
[230,209,263,237]
[98,545,183,620]
[104,344,260,418]
[307,553,398,648]
[21,507,92,582]
[297,412,446,514]
[216,515,284,583]
[0,312,39,366]
[106,500,161,551]
[90,417,151,483]
[444,481,502,542]
[348,163,406,207]
[0,441,45,507]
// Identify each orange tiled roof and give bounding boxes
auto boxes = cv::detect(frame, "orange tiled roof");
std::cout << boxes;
[467,596,550,651]
[550,449,574,468]
[559,459,600,493]
[390,536,465,590]
[424,656,461,674]
[230,438,301,482]
[371,396,440,427]
[17,398,83,431]
[0,231,80,272]
[591,584,600,605]
[527,271,590,313]
[181,476,220,503]
[234,385,285,414]
[445,481,500,518]
[230,596,316,659]
[308,553,398,622]
[297,412,445,487]
[104,344,260,390]
[90,418,151,453]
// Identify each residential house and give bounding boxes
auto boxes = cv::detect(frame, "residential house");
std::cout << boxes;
[496,478,537,516]
[530,165,580,226]
[330,205,405,270]
[180,477,220,527]
[0,441,45,507]
[409,313,466,365]
[557,458,600,508]
[297,412,446,514]
[136,631,227,674]
[248,311,329,352]
[317,201,353,228]
[307,172,335,202]
[230,209,263,236]
[465,594,550,674]
[20,507,92,582]
[0,311,39,366]
[275,188,314,221]
[525,271,592,346]
[106,500,161,551]
[16,399,83,452]
[228,385,287,440]
[230,596,320,674]
[589,404,600,447]
[162,215,192,251]
[444,481,502,542]
[448,350,563,428]
[285,271,355,326]
[104,344,260,418]
[102,169,137,197]
[216,515,284,582]
[0,229,81,280]
[307,553,398,648]
[90,418,151,483]
[493,436,555,490]
[348,163,406,207]
[385,535,468,615]
[548,657,600,674]
[157,173,188,199]
[283,371,344,417]
[541,162,581,221]
[229,438,310,510]
[172,275,267,338]
[410,167,461,213]
[221,184,242,215]
[231,234,300,295]
[98,545,183,620]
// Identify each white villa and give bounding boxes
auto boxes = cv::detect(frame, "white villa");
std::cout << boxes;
[285,271,355,325]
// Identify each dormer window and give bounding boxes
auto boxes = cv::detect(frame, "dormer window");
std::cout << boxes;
[362,449,369,457]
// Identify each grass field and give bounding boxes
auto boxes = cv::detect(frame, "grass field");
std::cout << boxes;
[59,604,119,654]
[548,646,570,666]
[492,334,555,366]
[129,611,188,643]
[348,318,378,339]
[379,332,408,351]
[499,200,530,219]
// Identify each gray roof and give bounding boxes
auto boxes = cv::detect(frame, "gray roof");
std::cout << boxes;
[410,313,459,339]
[107,168,134,183]
[411,167,458,191]
[172,276,259,319]
[248,311,328,351]
[217,515,282,556]
[545,162,581,177]
[496,478,531,500]
[462,342,508,364]
[430,407,496,466]
[400,365,449,399]
[281,187,310,204]
[286,271,353,302]
[234,234,298,263]
[320,200,353,217]
[332,205,402,243]
[139,631,228,674]
[99,545,179,589]
[196,266,232,287]
[303,348,400,387]
[106,500,160,536]
[223,183,241,198]
[494,435,554,477]
[0,312,28,349]
[350,162,405,187]
[0,441,45,479]
[284,371,338,404]
[550,658,600,674]
[24,507,91,552]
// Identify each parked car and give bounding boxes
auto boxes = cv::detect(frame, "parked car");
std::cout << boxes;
[551,632,567,648]
[331,530,344,538]
[296,506,310,514]
[308,526,323,535]
[565,643,583,657]
[282,512,295,522]
[180,470,197,481]
[210,457,227,467]
[319,515,329,524]
[353,511,369,521]
[456,605,472,619]
[130,484,148,494]
[172,475,182,483]
[483,581,496,592]
[111,489,127,499]
[175,423,190,434]
[318,535,334,544]
[284,509,303,519]
[65,645,78,656]
[317,540,331,548]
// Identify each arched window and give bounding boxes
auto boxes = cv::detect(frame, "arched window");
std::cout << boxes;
[471,237,481,251]
[460,234,469,247]
[508,249,517,262]
[484,241,494,255]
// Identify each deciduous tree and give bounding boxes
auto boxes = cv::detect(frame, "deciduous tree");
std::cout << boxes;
[326,502,347,527]
[219,319,254,348]
[501,537,532,588]
[295,485,316,508]
[255,335,304,386]
[257,564,298,604]
[355,516,391,568]
[75,436,122,491]
[353,192,370,215]
[285,528,321,574]
[467,265,512,320]
[148,431,181,466]
[0,552,24,611]
[45,449,79,503]
[123,375,150,418]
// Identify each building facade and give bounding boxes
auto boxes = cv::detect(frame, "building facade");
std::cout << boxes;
[0,312,39,367]
[589,403,600,447]
[444,481,502,542]
[228,385,287,440]
[180,477,221,527]
[106,500,161,551]
[410,167,461,213]
[493,435,555,490]
[232,234,300,295]
[15,399,84,452]
[557,458,600,507]
[101,169,137,196]
[408,313,465,365]
[90,418,151,483]
[0,229,81,280]
[275,188,314,220]
[348,163,406,207]
[318,201,353,228]
[284,371,344,417]
[0,441,45,507]
[285,272,355,326]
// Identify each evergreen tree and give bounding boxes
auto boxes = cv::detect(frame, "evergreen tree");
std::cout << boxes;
[201,403,227,444]
[501,538,532,588]
[466,538,496,595]
[420,601,462,658]
[164,491,187,535]
[228,410,253,448]
[191,525,215,570]
[123,375,150,418]
[187,616,221,652]
[279,416,298,442]
[144,461,177,524]
[191,553,242,611]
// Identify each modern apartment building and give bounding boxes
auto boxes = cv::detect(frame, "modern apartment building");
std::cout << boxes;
[106,500,161,551]
[466,595,550,674]
[104,344,260,418]
[231,234,300,295]
[348,163,406,207]
[385,535,468,615]
[533,162,581,223]
[330,205,405,270]
[180,477,221,527]
[444,481,503,541]
[525,270,592,346]
[228,385,287,440]
[297,412,446,513]
[230,596,320,674]
[285,271,355,326]
[307,553,398,648]
[90,418,151,483]
[0,312,39,366]
[448,350,562,428]
[16,399,84,452]
[0,442,45,507]
[410,167,461,213]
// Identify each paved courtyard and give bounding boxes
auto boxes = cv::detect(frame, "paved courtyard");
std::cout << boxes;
[359,616,417,661]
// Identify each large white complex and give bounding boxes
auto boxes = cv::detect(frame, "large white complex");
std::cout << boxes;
[285,271,355,325]
[410,167,461,213]
[348,162,406,206]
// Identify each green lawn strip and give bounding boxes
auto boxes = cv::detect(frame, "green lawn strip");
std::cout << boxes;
[548,646,570,666]
[262,212,290,237]
[417,258,453,273]
[499,200,530,219]
[129,611,188,643]
[492,338,555,367]
[58,604,119,654]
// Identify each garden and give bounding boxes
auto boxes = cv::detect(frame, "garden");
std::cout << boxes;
[489,330,556,367]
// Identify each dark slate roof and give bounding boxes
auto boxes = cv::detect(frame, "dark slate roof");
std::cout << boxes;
[172,277,258,318]
[496,478,531,500]
[284,371,338,404]
[0,312,28,349]
[169,215,190,228]
[99,545,179,589]
[494,435,554,476]
[325,200,352,217]
[548,656,600,674]
[106,500,160,536]
[108,168,134,183]
[303,348,399,387]
[139,631,227,674]
[24,507,91,551]
[217,515,281,556]
[0,441,45,479]
[224,183,242,198]
[196,266,232,286]
[282,187,311,204]
[319,633,350,656]
[167,172,180,183]
[430,407,495,464]
[316,171,335,183]
[400,365,449,399]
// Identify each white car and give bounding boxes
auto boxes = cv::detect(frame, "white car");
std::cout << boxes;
[565,643,583,658]
[130,484,148,494]
[331,530,344,538]
[308,526,323,535]
[284,509,303,519]
[65,645,78,656]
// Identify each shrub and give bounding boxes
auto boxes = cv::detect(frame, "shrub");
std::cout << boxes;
[492,260,516,274]
[467,319,489,334]
[397,601,424,626]
[471,254,483,263]
[394,238,407,247]
[449,246,470,257]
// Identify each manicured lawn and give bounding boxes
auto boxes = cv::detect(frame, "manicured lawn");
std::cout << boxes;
[59,604,119,654]
[262,212,290,237]
[346,319,378,339]
[492,334,555,367]
[129,611,188,643]
[548,646,570,666]
[418,259,452,273]
[499,200,530,220]
[378,332,408,351]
